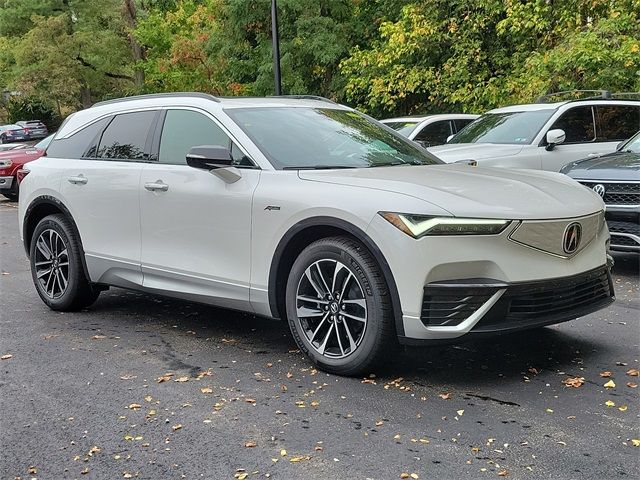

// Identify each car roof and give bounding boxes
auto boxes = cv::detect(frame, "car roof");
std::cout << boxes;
[58,93,350,137]
[381,114,478,123]
[488,99,640,114]
[0,124,22,129]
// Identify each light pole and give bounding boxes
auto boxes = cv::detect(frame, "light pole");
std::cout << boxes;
[271,0,282,95]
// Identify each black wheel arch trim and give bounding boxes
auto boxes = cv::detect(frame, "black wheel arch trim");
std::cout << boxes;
[23,195,92,283]
[268,216,405,337]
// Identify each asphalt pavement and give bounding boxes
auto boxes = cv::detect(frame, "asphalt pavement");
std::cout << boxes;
[1,199,638,480]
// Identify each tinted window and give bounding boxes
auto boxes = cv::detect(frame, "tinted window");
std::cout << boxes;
[596,105,640,142]
[449,110,555,145]
[453,118,474,132]
[96,111,156,161]
[227,107,442,169]
[550,106,595,143]
[382,121,419,136]
[46,117,111,159]
[159,110,231,165]
[414,120,452,146]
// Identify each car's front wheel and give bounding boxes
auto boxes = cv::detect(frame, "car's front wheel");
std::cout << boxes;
[286,236,397,376]
[30,214,100,311]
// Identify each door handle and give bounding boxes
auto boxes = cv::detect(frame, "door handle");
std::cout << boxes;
[67,175,87,185]
[144,181,169,192]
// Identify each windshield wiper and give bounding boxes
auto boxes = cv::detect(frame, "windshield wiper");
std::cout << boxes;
[282,165,359,170]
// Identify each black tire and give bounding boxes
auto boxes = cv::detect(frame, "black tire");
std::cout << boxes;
[29,214,100,311]
[2,181,18,201]
[285,236,397,376]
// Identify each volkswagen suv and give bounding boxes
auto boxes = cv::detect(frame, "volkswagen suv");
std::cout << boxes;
[18,94,614,375]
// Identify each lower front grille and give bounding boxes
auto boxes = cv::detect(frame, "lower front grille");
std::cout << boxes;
[611,233,640,248]
[421,291,495,327]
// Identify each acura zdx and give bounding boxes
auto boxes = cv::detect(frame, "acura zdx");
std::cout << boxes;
[18,94,614,375]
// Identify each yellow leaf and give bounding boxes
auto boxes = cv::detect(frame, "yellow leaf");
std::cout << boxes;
[631,439,640,447]
[604,380,616,389]
[410,474,419,480]
[605,400,616,407]
[201,387,213,394]
[618,405,628,412]
[128,404,142,410]
[400,474,410,479]
[174,376,190,383]
[280,449,287,457]
[457,410,465,416]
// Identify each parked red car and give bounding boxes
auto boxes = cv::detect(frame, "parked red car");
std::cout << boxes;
[0,134,53,201]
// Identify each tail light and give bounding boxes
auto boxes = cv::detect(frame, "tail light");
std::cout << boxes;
[17,168,30,184]
[23,128,30,135]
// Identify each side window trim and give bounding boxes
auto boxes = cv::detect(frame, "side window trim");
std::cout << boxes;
[156,106,259,169]
[93,110,160,163]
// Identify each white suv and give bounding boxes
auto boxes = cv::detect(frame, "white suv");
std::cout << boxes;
[18,94,614,375]
[430,95,640,171]
[380,114,479,147]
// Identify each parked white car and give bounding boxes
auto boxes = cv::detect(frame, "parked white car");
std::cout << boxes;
[380,114,478,147]
[430,96,640,171]
[19,94,613,375]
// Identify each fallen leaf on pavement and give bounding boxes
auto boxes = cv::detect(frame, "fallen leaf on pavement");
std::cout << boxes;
[605,400,616,407]
[172,424,182,431]
[245,398,256,404]
[604,380,616,389]
[127,404,142,410]
[627,382,638,388]
[627,369,639,377]
[618,405,628,412]
[1,354,12,360]
[92,335,107,340]
[631,439,640,447]
[120,374,137,380]
[157,373,173,383]
[280,449,287,457]
[498,470,509,477]
[563,377,585,388]
[438,393,451,400]
[174,376,189,383]
[244,441,257,448]
[201,387,213,394]
[457,410,465,416]
[599,371,612,377]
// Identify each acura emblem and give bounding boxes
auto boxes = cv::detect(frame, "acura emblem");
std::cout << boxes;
[563,222,582,254]
[592,184,606,197]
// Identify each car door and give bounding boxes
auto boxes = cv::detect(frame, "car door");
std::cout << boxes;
[139,108,260,311]
[412,120,453,147]
[54,110,158,286]
[540,105,612,171]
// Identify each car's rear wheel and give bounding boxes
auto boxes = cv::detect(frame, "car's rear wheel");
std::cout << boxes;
[285,236,397,376]
[30,214,100,311]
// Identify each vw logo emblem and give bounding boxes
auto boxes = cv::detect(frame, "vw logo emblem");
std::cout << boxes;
[563,222,582,254]
[592,184,606,198]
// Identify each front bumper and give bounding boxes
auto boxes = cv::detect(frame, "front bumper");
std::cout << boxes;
[399,264,614,345]
[0,175,14,190]
[366,211,611,342]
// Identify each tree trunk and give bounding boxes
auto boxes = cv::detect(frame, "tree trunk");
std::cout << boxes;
[122,0,145,90]
[80,86,92,109]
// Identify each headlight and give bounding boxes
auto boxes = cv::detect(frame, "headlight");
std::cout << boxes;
[0,159,13,168]
[380,212,511,238]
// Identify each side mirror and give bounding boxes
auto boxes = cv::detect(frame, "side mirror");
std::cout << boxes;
[446,134,454,143]
[545,129,566,151]
[186,145,233,170]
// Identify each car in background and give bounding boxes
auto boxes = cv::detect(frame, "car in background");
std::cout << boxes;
[429,91,640,172]
[0,134,54,201]
[380,114,478,147]
[17,120,49,139]
[0,124,31,144]
[561,131,640,252]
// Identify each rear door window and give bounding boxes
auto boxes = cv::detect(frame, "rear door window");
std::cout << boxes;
[595,105,640,142]
[549,106,595,143]
[96,111,157,161]
[453,118,474,133]
[414,120,453,147]
[46,117,111,159]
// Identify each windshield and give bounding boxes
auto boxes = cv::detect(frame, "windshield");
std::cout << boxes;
[449,110,555,145]
[35,134,54,150]
[226,107,442,169]
[381,121,419,137]
[619,131,640,153]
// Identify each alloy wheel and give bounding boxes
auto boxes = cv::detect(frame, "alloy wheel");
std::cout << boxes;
[34,229,69,299]
[295,259,367,359]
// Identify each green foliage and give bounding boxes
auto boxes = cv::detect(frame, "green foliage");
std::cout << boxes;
[4,96,60,129]
[0,0,637,118]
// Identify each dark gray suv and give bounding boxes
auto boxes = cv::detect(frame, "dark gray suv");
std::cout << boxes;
[561,131,640,252]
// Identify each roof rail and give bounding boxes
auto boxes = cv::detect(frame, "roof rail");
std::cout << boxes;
[536,90,612,103]
[91,92,220,108]
[268,94,337,104]
[611,92,640,100]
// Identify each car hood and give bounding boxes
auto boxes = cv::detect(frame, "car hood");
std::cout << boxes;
[561,151,640,181]
[0,148,43,161]
[298,164,603,219]
[428,143,525,162]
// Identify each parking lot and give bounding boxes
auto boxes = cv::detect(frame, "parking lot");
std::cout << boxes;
[0,199,638,479]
